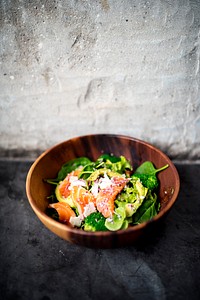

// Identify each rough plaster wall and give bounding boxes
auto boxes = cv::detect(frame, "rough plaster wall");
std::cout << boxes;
[0,0,200,159]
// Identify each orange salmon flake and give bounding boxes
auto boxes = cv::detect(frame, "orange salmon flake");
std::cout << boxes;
[96,177,128,218]
[71,186,96,215]
[58,169,82,198]
[49,202,76,224]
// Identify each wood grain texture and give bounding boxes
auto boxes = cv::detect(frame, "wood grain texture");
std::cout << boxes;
[26,134,180,248]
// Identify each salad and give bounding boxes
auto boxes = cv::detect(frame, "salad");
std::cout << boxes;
[45,154,168,232]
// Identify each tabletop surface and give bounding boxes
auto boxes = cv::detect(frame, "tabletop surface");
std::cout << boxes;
[0,160,199,300]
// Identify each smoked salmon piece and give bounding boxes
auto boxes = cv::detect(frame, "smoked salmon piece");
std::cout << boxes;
[56,168,96,217]
[96,176,128,218]
[57,169,83,199]
[70,186,96,216]
[49,202,76,224]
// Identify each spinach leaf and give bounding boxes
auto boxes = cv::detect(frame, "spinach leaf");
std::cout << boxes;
[135,161,168,176]
[56,157,92,181]
[132,191,159,224]
[79,162,96,180]
[46,157,92,184]
[97,154,121,163]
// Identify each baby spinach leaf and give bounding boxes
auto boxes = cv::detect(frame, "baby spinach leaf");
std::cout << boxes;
[132,191,159,224]
[97,154,121,163]
[56,157,92,181]
[135,161,168,176]
[79,162,96,179]
[45,157,92,184]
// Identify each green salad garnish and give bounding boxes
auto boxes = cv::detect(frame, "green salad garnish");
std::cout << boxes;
[45,154,168,231]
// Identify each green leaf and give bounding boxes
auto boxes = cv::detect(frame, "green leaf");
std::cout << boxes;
[45,157,92,184]
[132,192,159,224]
[57,157,92,181]
[97,154,121,163]
[99,155,132,174]
[135,161,169,176]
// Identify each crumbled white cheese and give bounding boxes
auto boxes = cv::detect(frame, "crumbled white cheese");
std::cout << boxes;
[68,176,86,190]
[91,182,99,197]
[83,202,96,218]
[72,179,86,187]
[69,175,78,183]
[99,173,112,190]
[106,217,113,223]
[69,215,82,227]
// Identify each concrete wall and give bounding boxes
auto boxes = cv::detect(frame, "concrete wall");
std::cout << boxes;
[0,0,200,160]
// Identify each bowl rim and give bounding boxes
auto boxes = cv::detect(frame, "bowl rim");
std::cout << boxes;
[26,133,180,237]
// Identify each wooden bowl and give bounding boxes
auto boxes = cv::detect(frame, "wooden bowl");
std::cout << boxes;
[26,134,180,248]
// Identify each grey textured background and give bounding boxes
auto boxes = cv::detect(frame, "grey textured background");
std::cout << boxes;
[0,0,200,160]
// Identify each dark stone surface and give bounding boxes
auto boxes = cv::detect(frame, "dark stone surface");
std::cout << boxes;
[0,160,200,300]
